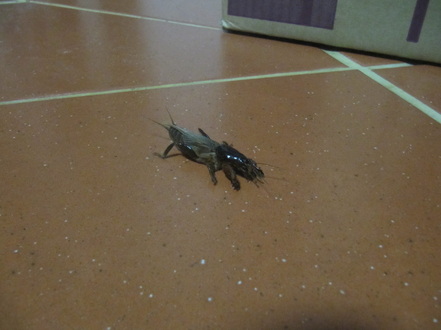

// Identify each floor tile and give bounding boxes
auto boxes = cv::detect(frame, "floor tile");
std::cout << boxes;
[0,3,342,103]
[1,70,440,329]
[374,65,441,114]
[37,0,222,28]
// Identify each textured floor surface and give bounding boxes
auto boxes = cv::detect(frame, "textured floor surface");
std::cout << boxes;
[1,1,440,329]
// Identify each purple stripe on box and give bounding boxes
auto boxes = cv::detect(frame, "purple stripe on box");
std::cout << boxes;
[407,0,430,43]
[227,0,338,30]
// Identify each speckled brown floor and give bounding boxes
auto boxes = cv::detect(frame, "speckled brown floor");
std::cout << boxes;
[1,1,440,329]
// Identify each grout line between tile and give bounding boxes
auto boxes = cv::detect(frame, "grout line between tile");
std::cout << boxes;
[0,64,413,106]
[0,1,25,4]
[324,50,441,124]
[0,67,354,106]
[29,0,219,30]
[366,63,412,70]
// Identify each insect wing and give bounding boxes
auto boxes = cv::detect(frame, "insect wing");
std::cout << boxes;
[179,130,218,155]
[169,126,218,163]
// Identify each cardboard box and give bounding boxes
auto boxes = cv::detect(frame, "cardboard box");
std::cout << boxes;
[222,0,441,64]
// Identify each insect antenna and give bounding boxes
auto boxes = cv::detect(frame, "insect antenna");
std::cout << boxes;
[149,118,169,130]
[149,109,177,129]
[259,178,279,199]
[258,163,288,183]
[166,109,176,125]
[263,175,288,182]
[257,162,282,170]
[255,173,288,199]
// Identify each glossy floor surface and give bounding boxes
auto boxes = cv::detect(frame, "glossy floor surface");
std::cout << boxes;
[1,1,440,329]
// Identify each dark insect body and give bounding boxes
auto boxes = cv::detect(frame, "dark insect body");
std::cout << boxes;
[152,114,264,191]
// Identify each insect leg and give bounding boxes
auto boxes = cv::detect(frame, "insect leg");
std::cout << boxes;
[154,142,175,158]
[207,164,218,185]
[222,163,241,191]
[198,128,211,138]
[197,152,220,185]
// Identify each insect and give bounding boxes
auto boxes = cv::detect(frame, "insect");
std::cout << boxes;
[152,113,264,190]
